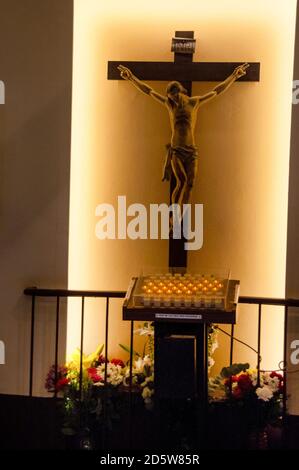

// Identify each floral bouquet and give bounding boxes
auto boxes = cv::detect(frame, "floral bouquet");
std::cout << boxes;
[45,323,155,439]
[209,363,284,430]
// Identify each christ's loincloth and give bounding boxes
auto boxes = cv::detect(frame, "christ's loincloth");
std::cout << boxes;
[162,144,198,188]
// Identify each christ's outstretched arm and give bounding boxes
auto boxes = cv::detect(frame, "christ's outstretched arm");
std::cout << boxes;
[118,65,167,105]
[190,62,250,106]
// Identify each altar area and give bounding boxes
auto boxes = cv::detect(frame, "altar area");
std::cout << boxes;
[1,0,299,454]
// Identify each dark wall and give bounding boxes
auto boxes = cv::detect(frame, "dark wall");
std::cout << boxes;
[0,0,73,394]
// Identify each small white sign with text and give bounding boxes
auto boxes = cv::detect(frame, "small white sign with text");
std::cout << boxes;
[0,341,5,364]
[0,80,5,104]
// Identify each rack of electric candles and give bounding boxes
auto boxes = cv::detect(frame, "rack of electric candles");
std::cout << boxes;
[123,270,239,323]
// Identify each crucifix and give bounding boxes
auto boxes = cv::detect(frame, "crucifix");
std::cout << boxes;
[108,31,260,270]
[112,32,260,448]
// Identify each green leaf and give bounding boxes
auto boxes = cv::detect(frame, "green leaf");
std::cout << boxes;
[220,363,250,378]
[119,343,140,357]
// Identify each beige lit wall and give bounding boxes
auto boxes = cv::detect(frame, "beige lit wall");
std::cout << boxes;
[0,0,73,395]
[69,0,297,373]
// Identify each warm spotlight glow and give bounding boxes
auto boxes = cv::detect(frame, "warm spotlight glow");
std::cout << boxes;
[68,0,297,371]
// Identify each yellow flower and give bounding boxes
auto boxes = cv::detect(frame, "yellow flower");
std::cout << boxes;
[66,344,104,371]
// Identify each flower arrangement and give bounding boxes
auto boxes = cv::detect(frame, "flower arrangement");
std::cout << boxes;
[45,323,155,439]
[45,323,283,447]
[209,363,283,430]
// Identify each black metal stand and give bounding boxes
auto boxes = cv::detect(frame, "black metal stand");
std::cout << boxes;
[154,321,208,449]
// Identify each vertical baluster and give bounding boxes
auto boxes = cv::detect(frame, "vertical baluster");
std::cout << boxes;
[205,324,209,406]
[102,297,110,448]
[54,296,60,398]
[257,304,262,386]
[29,295,36,397]
[283,304,288,420]
[230,324,234,366]
[129,320,134,449]
[79,297,85,399]
[104,297,109,389]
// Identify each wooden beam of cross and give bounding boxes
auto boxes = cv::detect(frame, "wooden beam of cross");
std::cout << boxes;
[107,31,260,269]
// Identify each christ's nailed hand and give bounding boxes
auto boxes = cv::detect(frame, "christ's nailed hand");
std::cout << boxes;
[118,65,133,80]
[233,62,250,79]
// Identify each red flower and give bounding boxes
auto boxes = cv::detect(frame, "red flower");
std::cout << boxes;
[111,358,125,368]
[45,365,68,392]
[55,377,70,391]
[270,371,284,392]
[87,367,102,383]
[237,374,253,392]
[270,371,283,381]
[232,387,244,399]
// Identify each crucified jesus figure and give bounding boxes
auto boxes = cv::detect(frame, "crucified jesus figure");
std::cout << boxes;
[118,63,249,212]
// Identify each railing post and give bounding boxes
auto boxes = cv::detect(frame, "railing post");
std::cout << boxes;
[54,296,60,398]
[283,305,288,419]
[29,295,36,397]
[257,303,262,386]
[103,296,110,447]
[230,324,234,366]
[79,297,85,399]
[129,320,134,449]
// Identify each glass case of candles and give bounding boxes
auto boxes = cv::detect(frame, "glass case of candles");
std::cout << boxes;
[131,268,230,309]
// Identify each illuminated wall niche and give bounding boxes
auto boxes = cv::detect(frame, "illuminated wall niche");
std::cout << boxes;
[69,0,297,373]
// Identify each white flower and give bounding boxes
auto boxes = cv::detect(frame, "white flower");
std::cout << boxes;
[211,340,219,355]
[134,355,152,373]
[134,325,154,336]
[208,357,215,369]
[256,385,273,401]
[267,376,279,392]
[96,363,124,386]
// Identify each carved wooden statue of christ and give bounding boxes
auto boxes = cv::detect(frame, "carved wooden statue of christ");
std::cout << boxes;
[118,63,249,211]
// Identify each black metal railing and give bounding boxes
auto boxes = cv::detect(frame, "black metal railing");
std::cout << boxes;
[23,288,299,425]
[24,288,126,398]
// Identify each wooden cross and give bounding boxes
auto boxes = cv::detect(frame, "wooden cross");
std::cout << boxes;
[108,31,260,269]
